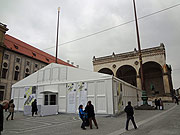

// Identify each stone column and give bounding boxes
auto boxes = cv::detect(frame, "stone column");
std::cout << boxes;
[163,74,171,94]
[163,64,170,94]
[136,75,142,89]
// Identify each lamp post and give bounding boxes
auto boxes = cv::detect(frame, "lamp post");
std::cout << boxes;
[55,7,60,63]
[132,0,148,105]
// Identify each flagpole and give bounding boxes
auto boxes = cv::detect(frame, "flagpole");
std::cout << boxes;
[55,7,60,63]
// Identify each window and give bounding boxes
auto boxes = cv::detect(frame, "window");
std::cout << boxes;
[14,71,19,80]
[16,58,21,63]
[26,61,30,66]
[44,95,48,105]
[15,65,19,70]
[44,94,57,105]
[32,86,36,94]
[2,68,8,79]
[3,62,8,68]
[25,68,29,72]
[35,64,38,68]
[46,58,49,62]
[50,95,56,105]
[4,54,9,59]
[32,52,36,56]
[25,73,30,77]
[0,85,5,89]
[0,91,4,101]
[14,44,19,49]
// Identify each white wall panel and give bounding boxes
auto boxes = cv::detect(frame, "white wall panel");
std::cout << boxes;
[87,82,95,96]
[58,84,66,112]
[60,67,67,81]
[96,81,106,114]
[96,96,106,113]
[44,69,51,82]
[96,81,105,95]
[38,70,44,82]
[52,68,59,81]
[37,86,44,105]
[44,85,58,93]
[12,88,19,111]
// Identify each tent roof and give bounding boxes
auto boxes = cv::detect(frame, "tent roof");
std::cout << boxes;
[12,63,112,88]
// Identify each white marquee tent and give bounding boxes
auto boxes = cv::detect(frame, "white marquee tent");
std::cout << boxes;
[11,63,142,116]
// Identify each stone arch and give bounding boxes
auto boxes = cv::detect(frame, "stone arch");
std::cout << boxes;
[98,68,114,76]
[116,65,137,86]
[139,61,164,96]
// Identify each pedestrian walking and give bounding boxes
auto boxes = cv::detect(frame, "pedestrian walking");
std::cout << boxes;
[155,99,158,109]
[31,99,38,117]
[85,101,98,129]
[6,99,15,121]
[157,98,161,110]
[79,105,86,130]
[174,96,179,105]
[0,100,9,135]
[124,101,137,130]
[159,98,164,110]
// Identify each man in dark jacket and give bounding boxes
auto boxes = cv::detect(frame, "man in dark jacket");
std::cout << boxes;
[0,100,9,135]
[124,101,137,130]
[31,99,38,117]
[85,101,98,129]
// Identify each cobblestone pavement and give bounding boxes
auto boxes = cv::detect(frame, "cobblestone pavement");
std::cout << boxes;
[2,103,177,135]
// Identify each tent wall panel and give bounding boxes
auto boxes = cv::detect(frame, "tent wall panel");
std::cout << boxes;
[37,86,44,105]
[106,79,113,114]
[58,84,66,112]
[44,69,51,82]
[44,85,58,93]
[96,96,106,113]
[12,88,19,111]
[113,81,118,114]
[87,82,95,95]
[59,67,67,81]
[17,87,24,111]
[38,70,44,83]
[96,81,107,114]
[52,67,59,81]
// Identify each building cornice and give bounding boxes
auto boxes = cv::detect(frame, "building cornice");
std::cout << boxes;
[93,44,165,65]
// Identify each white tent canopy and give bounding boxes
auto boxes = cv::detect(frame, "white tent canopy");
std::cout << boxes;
[12,63,142,116]
[12,63,112,88]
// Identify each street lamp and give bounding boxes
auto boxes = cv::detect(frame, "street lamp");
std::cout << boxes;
[132,0,148,105]
[55,7,60,63]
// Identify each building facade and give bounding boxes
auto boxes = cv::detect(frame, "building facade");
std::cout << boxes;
[93,44,173,100]
[0,23,72,101]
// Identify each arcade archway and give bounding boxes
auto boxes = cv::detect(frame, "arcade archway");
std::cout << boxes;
[98,68,114,76]
[116,65,137,86]
[140,61,164,96]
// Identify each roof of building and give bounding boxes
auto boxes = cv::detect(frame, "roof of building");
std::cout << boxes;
[4,34,73,67]
[93,44,166,64]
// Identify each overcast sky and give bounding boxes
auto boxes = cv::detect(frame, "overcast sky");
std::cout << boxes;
[0,0,180,89]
